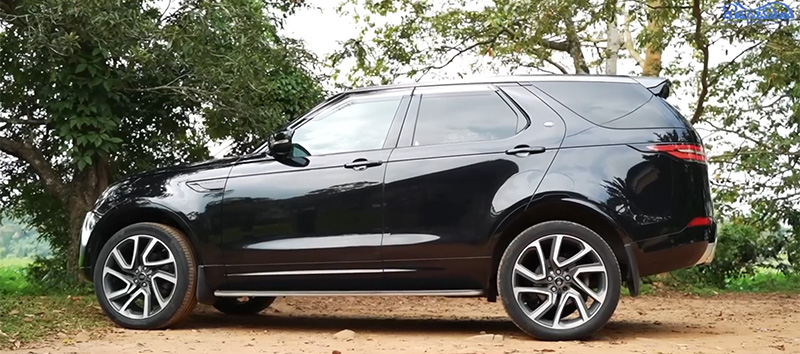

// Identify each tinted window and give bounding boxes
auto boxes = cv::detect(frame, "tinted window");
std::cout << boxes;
[413,89,518,146]
[292,95,402,155]
[534,81,684,129]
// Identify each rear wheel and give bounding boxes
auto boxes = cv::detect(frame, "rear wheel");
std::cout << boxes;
[213,297,275,315]
[497,220,621,341]
[94,222,197,329]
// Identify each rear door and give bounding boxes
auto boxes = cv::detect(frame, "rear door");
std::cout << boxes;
[380,83,564,290]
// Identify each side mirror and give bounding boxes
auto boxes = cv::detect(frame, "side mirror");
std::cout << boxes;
[268,129,294,157]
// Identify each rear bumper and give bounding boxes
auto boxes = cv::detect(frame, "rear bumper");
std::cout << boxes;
[633,220,717,277]
[695,242,716,265]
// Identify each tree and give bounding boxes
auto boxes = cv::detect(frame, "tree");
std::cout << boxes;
[330,0,800,273]
[0,0,323,280]
[327,0,694,86]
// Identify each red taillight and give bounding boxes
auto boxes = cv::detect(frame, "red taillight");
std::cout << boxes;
[687,217,712,227]
[648,144,706,163]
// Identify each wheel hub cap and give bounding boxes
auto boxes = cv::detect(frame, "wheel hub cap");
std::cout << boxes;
[101,235,179,320]
[511,234,609,330]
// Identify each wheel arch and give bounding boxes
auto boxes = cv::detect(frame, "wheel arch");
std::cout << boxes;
[82,201,200,280]
[487,194,637,300]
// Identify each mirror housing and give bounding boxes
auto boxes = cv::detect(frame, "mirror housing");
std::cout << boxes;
[267,129,294,157]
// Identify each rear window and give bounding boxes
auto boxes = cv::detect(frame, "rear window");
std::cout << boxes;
[533,81,686,129]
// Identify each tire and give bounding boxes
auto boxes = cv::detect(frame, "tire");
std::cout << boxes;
[93,222,197,329]
[213,296,275,315]
[497,220,621,341]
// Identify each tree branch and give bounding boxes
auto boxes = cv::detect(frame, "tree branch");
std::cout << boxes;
[622,11,646,68]
[690,0,710,124]
[543,58,569,74]
[708,40,765,88]
[0,116,48,125]
[563,17,590,74]
[540,39,570,52]
[0,137,68,204]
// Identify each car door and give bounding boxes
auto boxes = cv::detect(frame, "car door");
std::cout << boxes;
[381,83,564,291]
[220,88,412,291]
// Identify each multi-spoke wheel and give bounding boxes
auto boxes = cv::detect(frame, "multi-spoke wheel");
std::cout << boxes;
[213,296,275,315]
[94,222,197,329]
[498,220,621,341]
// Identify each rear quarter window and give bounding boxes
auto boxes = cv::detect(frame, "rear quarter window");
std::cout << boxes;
[533,81,686,129]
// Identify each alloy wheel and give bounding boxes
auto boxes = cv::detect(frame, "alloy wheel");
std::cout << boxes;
[512,234,609,330]
[101,235,178,319]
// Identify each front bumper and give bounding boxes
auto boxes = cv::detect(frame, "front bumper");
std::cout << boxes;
[78,211,100,281]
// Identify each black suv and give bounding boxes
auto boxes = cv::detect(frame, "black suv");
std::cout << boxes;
[79,75,716,340]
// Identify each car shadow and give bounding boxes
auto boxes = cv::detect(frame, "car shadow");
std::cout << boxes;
[174,311,713,341]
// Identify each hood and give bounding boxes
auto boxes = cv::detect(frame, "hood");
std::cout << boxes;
[125,155,242,180]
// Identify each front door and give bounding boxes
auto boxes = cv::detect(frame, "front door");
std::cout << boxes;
[220,89,411,291]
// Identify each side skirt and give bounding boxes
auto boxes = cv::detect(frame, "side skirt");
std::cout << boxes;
[214,289,484,297]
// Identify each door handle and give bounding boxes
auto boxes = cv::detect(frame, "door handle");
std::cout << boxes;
[344,158,384,170]
[506,145,546,156]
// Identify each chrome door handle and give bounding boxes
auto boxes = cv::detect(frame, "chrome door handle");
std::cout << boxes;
[506,145,546,156]
[344,159,384,170]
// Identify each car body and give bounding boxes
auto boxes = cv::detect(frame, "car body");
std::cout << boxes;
[80,74,716,340]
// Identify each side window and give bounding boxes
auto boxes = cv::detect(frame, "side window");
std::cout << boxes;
[292,94,403,156]
[533,81,683,129]
[412,87,519,146]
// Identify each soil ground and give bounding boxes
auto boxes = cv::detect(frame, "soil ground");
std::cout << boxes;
[5,293,800,354]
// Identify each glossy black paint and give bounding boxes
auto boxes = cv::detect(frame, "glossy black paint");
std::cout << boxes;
[80,76,715,294]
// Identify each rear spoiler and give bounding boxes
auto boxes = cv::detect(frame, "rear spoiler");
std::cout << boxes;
[631,77,671,99]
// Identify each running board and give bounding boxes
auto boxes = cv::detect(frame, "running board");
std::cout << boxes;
[214,289,484,297]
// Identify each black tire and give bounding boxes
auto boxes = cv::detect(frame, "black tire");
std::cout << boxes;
[213,297,276,315]
[93,222,197,329]
[497,220,621,341]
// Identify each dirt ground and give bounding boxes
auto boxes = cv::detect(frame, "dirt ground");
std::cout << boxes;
[6,293,800,354]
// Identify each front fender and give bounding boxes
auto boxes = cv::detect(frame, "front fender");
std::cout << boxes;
[79,199,200,280]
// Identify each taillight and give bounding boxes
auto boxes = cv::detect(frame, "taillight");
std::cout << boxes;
[647,144,706,163]
[687,216,712,227]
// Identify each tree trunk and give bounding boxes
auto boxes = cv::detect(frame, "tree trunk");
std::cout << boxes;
[563,17,590,74]
[605,18,621,75]
[66,195,91,277]
[66,158,111,278]
[643,0,664,76]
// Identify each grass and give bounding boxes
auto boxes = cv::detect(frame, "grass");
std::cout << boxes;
[0,258,34,295]
[647,268,800,296]
[0,295,109,349]
[725,270,800,293]
[0,258,108,349]
[0,257,33,267]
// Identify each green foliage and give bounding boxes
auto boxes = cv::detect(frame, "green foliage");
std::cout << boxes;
[0,0,324,282]
[330,0,614,85]
[24,255,93,294]
[663,219,799,290]
[0,263,32,295]
[0,218,49,259]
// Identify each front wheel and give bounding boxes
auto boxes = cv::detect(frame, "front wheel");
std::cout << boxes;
[213,297,275,315]
[497,220,621,341]
[94,222,198,329]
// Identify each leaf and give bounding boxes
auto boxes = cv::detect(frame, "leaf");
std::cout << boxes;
[75,63,87,73]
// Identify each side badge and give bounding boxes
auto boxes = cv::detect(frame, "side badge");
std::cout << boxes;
[544,121,555,127]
